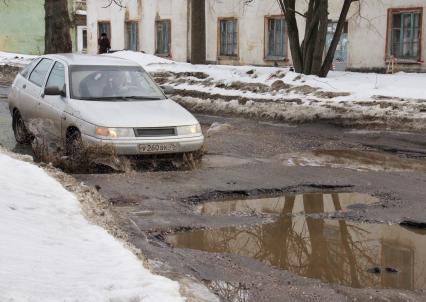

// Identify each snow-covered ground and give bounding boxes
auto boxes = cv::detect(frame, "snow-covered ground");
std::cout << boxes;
[2,50,426,128]
[109,50,426,100]
[0,151,185,302]
[0,51,37,66]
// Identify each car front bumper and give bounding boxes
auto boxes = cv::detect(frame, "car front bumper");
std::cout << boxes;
[81,134,204,155]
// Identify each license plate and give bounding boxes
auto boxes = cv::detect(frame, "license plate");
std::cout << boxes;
[139,143,178,153]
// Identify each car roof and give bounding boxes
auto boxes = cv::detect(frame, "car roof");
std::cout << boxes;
[43,53,139,67]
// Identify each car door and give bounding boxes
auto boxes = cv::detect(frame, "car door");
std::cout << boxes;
[20,58,53,122]
[38,61,67,140]
[9,58,40,110]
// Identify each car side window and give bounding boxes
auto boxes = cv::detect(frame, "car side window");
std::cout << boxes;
[29,58,53,87]
[20,59,40,78]
[46,62,66,92]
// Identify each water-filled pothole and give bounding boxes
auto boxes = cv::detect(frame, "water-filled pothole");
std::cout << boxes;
[168,216,426,290]
[170,193,426,290]
[195,192,378,216]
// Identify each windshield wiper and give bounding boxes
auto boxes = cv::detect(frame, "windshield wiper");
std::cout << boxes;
[119,96,163,100]
[78,96,163,101]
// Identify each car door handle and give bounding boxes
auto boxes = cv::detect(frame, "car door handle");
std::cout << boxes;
[22,84,26,89]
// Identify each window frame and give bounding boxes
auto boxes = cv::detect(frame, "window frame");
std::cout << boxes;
[264,15,288,62]
[155,19,172,57]
[386,7,423,64]
[45,61,67,96]
[217,17,239,59]
[125,20,139,51]
[28,58,54,87]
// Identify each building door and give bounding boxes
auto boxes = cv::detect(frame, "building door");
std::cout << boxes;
[77,26,88,53]
[326,21,348,71]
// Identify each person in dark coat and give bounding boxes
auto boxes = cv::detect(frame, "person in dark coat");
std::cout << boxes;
[98,33,111,54]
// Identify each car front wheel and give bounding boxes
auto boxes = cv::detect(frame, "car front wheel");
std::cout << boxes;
[12,111,33,144]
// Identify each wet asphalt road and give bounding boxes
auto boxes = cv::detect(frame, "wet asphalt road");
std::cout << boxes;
[2,85,426,301]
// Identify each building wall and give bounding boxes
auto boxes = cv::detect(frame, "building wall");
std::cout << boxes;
[0,0,45,54]
[0,0,84,55]
[347,0,426,72]
[205,0,348,66]
[86,0,189,61]
[86,0,426,72]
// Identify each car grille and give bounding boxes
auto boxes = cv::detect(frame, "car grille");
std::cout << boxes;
[134,127,177,137]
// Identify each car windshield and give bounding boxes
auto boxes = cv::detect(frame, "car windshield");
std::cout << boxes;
[70,65,165,101]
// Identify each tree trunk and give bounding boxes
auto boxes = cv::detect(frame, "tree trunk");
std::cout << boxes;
[283,0,303,73]
[190,0,206,64]
[276,0,354,77]
[44,0,72,54]
[320,0,352,77]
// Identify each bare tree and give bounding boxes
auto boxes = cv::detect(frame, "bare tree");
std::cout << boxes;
[44,0,72,53]
[245,0,357,77]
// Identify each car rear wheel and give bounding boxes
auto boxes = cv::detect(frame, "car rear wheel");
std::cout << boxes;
[12,111,33,144]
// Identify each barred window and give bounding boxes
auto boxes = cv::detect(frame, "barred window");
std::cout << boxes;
[219,19,238,57]
[266,17,286,59]
[389,10,421,61]
[156,20,171,56]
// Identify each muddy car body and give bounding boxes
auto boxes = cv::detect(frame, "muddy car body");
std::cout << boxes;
[8,54,204,155]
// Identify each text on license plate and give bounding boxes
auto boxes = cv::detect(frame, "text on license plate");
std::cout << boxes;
[139,143,178,153]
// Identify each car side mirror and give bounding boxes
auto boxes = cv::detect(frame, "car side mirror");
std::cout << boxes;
[44,86,66,97]
[160,85,175,95]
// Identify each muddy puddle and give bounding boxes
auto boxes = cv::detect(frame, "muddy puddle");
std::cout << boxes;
[168,215,426,290]
[195,192,378,216]
[275,149,426,172]
[170,193,426,290]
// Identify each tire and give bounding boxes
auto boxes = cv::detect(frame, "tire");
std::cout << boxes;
[12,111,33,145]
[65,130,83,157]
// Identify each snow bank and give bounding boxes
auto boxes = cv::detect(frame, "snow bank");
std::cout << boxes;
[106,50,174,68]
[0,51,37,66]
[0,153,184,302]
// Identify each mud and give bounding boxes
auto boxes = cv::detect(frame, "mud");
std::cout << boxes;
[275,149,426,172]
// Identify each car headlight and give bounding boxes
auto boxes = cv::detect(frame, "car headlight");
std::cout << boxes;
[95,127,135,138]
[177,124,202,136]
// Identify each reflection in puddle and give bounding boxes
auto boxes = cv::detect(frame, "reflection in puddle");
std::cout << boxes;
[169,194,426,290]
[196,193,378,216]
[275,150,426,172]
[206,280,249,302]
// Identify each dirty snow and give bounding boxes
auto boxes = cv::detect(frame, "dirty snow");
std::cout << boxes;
[105,50,174,67]
[0,153,184,302]
[0,51,37,66]
[2,50,426,128]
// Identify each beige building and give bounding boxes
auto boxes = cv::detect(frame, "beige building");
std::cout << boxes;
[86,0,426,72]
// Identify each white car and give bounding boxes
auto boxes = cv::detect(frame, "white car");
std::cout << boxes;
[8,54,204,155]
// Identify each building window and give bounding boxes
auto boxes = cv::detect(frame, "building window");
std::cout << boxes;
[126,21,139,51]
[155,20,171,56]
[219,18,238,57]
[265,17,287,59]
[98,22,111,40]
[388,9,422,61]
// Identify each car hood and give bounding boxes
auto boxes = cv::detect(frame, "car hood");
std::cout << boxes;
[68,98,199,128]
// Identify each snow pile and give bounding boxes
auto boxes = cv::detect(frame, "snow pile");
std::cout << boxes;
[0,51,37,66]
[106,50,174,68]
[0,153,184,302]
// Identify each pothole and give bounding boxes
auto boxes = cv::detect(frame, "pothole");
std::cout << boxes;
[195,192,378,216]
[167,215,426,290]
[168,192,426,290]
[275,149,426,172]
